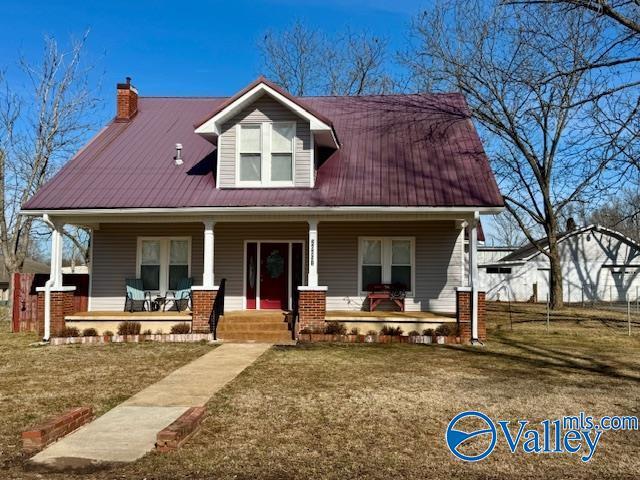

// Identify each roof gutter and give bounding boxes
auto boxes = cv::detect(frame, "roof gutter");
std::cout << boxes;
[20,205,505,217]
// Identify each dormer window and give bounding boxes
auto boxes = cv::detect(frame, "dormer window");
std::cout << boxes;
[237,122,295,187]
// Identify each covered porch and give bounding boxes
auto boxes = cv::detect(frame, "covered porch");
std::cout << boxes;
[38,211,486,343]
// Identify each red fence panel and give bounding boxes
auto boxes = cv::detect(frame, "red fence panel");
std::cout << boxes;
[11,273,89,333]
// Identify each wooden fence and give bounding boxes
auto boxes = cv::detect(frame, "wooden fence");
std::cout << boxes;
[11,273,89,333]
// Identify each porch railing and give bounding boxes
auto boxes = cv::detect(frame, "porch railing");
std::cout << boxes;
[209,278,226,340]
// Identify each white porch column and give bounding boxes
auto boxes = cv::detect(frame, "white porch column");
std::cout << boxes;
[202,219,215,288]
[307,218,319,287]
[469,211,479,343]
[50,225,64,288]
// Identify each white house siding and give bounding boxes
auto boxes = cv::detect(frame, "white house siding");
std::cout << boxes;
[480,228,640,302]
[89,220,463,314]
[319,221,463,314]
[218,94,312,187]
[91,223,204,311]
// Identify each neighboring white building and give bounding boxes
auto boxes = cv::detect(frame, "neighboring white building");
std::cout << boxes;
[479,225,640,303]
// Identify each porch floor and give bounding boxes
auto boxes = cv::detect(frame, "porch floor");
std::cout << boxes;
[325,310,456,322]
[65,311,192,321]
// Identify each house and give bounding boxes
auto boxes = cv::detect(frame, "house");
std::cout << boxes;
[20,77,504,342]
[479,224,640,303]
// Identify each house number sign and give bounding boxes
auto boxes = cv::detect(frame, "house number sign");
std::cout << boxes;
[310,239,315,266]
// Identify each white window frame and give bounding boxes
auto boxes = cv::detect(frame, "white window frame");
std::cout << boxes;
[136,237,192,294]
[357,237,415,296]
[235,121,296,187]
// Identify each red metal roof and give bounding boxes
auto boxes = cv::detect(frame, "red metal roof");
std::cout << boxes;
[23,92,504,210]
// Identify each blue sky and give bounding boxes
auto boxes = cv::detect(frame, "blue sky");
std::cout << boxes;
[1,0,418,117]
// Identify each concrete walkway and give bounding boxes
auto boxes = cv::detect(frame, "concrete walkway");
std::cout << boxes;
[30,343,271,471]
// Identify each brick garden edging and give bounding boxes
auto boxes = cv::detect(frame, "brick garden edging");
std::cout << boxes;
[48,333,217,346]
[297,334,461,344]
[155,406,206,452]
[22,406,93,453]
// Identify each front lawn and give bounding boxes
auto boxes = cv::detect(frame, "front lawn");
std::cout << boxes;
[0,308,215,478]
[1,303,639,479]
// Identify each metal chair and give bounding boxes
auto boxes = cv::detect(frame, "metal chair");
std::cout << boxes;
[166,277,193,311]
[124,278,152,312]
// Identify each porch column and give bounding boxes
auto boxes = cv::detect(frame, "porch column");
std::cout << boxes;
[296,218,327,336]
[202,219,215,288]
[469,212,479,343]
[307,218,319,287]
[37,218,75,340]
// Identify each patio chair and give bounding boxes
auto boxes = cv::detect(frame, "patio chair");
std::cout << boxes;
[124,278,152,312]
[166,277,193,312]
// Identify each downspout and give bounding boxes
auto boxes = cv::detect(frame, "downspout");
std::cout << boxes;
[470,211,482,345]
[41,214,57,342]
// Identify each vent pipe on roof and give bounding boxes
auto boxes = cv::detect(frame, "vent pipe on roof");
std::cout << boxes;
[174,143,183,165]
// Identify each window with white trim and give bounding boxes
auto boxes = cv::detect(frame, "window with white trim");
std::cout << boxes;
[237,121,295,186]
[137,237,191,292]
[359,237,415,293]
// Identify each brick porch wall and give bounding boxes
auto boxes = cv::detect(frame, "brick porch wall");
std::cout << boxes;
[456,290,486,343]
[297,289,327,334]
[191,289,217,333]
[36,290,76,337]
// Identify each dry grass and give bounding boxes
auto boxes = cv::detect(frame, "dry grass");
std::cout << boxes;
[2,303,639,479]
[0,308,215,479]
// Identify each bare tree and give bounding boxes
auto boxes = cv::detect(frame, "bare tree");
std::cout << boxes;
[489,211,527,247]
[259,21,393,95]
[0,34,98,282]
[587,189,640,242]
[405,0,638,308]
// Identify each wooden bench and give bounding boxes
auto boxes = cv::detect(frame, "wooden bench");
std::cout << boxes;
[366,284,407,312]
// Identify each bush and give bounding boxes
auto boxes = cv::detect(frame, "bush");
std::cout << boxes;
[103,330,114,337]
[435,324,453,336]
[366,329,378,336]
[422,328,435,337]
[117,321,141,335]
[59,326,80,337]
[170,323,191,334]
[380,325,403,336]
[349,327,360,336]
[324,321,347,335]
[142,329,153,336]
[408,330,420,337]
[81,327,98,337]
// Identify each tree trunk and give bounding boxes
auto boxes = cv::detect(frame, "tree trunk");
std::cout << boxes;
[547,239,564,309]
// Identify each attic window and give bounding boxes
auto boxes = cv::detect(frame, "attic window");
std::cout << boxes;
[237,122,295,186]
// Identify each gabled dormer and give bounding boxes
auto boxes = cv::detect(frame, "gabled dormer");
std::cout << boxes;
[194,77,338,188]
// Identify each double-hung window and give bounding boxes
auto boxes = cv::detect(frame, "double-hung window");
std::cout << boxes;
[359,237,414,293]
[138,237,191,292]
[237,121,295,186]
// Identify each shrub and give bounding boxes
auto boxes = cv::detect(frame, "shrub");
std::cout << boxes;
[366,329,378,336]
[117,321,141,335]
[349,327,360,336]
[81,327,98,337]
[324,321,347,335]
[422,328,435,337]
[170,323,191,334]
[142,329,153,336]
[59,326,80,337]
[155,329,164,335]
[380,325,403,336]
[103,330,114,337]
[408,330,420,337]
[435,324,453,337]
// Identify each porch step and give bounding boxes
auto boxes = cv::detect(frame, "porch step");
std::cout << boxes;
[218,331,293,342]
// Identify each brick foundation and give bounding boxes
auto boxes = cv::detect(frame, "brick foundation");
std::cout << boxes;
[456,289,486,343]
[22,406,93,453]
[191,289,217,333]
[36,289,76,338]
[156,406,205,452]
[297,288,327,335]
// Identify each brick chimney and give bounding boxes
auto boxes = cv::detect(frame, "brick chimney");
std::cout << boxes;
[116,77,138,121]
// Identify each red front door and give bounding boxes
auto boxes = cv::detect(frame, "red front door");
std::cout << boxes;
[259,243,289,310]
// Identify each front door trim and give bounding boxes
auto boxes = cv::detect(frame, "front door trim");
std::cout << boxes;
[243,240,305,310]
